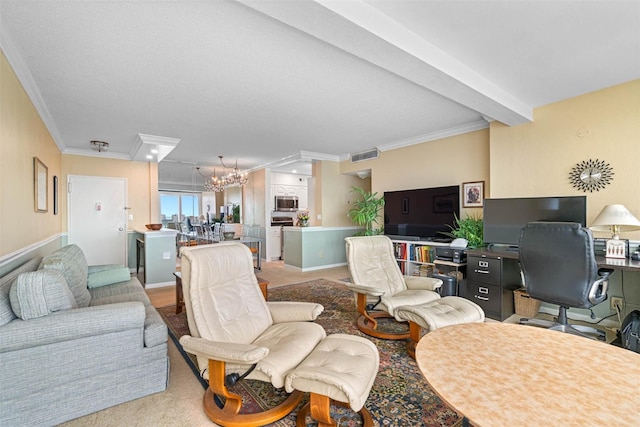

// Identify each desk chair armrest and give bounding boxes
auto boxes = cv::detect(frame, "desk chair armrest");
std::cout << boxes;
[345,283,385,297]
[179,335,269,364]
[588,269,614,305]
[267,301,324,323]
[404,276,442,291]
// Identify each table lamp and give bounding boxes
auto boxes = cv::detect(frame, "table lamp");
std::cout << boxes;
[590,204,640,258]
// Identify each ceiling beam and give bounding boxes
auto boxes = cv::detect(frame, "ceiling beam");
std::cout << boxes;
[237,0,532,126]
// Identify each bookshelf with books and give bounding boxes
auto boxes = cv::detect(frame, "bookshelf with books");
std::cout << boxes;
[391,240,448,277]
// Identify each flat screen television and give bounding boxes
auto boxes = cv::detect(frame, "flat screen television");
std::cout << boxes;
[482,196,587,247]
[384,185,460,241]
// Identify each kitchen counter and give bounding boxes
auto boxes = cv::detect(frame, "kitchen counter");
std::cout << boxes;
[282,226,360,271]
[135,228,178,287]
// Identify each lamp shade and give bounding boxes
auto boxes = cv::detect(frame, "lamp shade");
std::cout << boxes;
[590,204,640,236]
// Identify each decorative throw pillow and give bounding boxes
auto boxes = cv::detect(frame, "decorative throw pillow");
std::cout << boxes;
[39,244,90,308]
[9,270,77,320]
[87,267,131,288]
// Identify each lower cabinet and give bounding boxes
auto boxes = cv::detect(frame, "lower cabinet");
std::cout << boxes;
[463,251,522,321]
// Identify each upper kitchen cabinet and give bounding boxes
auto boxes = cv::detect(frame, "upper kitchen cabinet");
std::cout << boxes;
[271,172,310,210]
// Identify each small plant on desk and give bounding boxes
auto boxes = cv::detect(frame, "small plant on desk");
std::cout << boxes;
[440,213,483,248]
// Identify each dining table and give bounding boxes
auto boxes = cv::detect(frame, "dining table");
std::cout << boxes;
[415,322,640,427]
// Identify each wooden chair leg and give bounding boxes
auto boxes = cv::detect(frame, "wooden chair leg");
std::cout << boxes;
[203,359,303,427]
[296,393,373,427]
[406,321,422,359]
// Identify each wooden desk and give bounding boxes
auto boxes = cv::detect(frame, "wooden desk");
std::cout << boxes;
[173,272,269,314]
[595,255,640,272]
[467,247,640,272]
[416,322,640,427]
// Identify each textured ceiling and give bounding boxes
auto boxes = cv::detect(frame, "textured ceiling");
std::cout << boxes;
[1,1,638,186]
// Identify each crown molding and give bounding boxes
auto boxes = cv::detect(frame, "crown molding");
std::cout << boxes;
[0,26,66,153]
[63,148,132,161]
[377,120,489,152]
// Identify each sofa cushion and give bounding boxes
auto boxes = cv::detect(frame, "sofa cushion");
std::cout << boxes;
[144,306,168,347]
[9,270,77,320]
[87,267,131,289]
[88,280,145,300]
[0,257,42,326]
[40,245,91,308]
[90,291,151,307]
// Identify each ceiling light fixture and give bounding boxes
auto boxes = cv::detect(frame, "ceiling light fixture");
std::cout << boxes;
[90,140,109,152]
[196,156,248,192]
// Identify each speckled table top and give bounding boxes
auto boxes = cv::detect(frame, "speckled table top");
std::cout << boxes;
[416,322,640,427]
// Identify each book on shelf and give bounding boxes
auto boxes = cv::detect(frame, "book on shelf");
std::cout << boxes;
[414,245,433,263]
[412,264,434,277]
[393,242,407,260]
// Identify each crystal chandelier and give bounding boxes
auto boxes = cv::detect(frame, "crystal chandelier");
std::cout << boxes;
[196,156,248,192]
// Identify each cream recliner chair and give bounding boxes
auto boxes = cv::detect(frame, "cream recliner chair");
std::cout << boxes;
[178,243,379,426]
[345,235,443,339]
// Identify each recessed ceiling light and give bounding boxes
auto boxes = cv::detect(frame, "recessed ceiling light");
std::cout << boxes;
[146,154,153,159]
[151,149,158,154]
[292,169,297,173]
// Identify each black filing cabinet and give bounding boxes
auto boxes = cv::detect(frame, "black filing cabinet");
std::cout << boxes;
[463,251,521,321]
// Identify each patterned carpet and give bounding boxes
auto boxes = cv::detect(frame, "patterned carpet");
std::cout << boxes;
[157,279,463,427]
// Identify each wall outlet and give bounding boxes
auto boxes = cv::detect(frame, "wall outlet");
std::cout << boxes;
[610,296,624,311]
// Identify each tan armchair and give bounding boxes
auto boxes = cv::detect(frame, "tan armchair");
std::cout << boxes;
[345,235,443,339]
[178,243,326,426]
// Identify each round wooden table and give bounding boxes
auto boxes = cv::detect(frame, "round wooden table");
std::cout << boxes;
[415,322,640,427]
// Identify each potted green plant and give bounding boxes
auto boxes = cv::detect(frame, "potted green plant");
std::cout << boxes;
[347,186,385,236]
[441,213,484,248]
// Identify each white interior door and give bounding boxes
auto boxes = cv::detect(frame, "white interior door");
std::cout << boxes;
[68,175,127,266]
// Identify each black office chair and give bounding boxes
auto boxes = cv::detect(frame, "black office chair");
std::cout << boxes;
[518,222,614,340]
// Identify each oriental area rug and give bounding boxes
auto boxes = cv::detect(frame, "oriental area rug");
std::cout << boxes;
[157,279,464,427]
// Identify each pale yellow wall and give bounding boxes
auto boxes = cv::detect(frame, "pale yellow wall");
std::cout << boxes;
[340,129,490,219]
[61,155,155,231]
[1,51,62,257]
[490,79,640,239]
[314,161,366,227]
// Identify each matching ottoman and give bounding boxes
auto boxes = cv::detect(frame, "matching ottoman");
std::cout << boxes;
[285,334,380,427]
[396,296,485,358]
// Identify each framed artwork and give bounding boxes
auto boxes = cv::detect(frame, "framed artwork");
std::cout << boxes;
[53,175,59,215]
[34,157,48,213]
[462,181,484,208]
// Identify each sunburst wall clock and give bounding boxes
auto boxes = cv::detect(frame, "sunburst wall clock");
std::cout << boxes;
[569,159,614,192]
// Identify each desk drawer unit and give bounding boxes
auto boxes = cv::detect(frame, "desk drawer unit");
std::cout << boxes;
[468,257,501,285]
[464,254,521,321]
[464,282,501,315]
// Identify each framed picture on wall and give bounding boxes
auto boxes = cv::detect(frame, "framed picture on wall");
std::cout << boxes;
[53,175,58,215]
[34,157,48,213]
[462,181,484,208]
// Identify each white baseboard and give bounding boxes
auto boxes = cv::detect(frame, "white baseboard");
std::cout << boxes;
[145,281,174,289]
[284,262,347,272]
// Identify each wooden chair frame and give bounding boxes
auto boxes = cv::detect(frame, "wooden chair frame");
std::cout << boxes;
[355,293,410,340]
[202,359,303,427]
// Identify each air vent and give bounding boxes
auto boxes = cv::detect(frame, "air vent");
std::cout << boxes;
[350,149,379,163]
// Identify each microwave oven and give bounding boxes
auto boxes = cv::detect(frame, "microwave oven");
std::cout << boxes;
[275,195,299,211]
